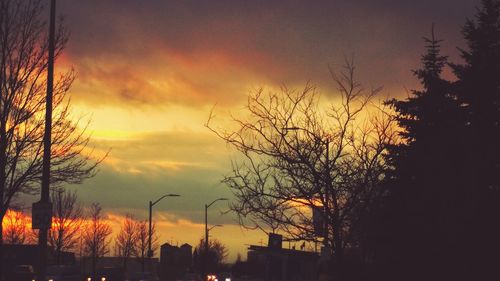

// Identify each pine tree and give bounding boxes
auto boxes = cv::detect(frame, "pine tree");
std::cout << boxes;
[452,0,500,190]
[450,0,500,277]
[382,28,465,280]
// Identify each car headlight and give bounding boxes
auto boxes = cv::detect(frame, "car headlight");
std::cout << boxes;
[87,278,92,281]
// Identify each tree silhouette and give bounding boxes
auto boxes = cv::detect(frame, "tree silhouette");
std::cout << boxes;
[379,1,500,276]
[82,203,112,274]
[133,219,158,272]
[381,28,466,280]
[2,209,29,244]
[114,216,159,272]
[450,0,500,277]
[194,237,228,273]
[115,214,138,271]
[49,189,84,264]
[207,62,396,268]
[0,0,102,259]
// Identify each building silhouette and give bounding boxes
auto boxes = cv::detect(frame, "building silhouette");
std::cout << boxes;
[159,242,193,281]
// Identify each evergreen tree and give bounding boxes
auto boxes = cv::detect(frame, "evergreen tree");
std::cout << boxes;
[381,28,465,280]
[450,0,500,277]
[452,0,500,191]
[372,2,500,280]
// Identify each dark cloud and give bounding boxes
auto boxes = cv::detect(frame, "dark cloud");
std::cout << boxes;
[57,0,480,107]
[47,0,484,219]
[52,0,483,219]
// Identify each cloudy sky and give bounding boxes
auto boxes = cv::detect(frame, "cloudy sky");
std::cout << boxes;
[38,0,480,260]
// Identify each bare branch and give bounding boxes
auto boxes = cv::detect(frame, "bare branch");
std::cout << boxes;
[207,62,396,259]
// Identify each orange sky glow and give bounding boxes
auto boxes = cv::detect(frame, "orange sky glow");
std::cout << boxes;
[11,0,479,263]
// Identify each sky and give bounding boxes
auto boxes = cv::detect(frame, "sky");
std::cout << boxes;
[23,0,481,261]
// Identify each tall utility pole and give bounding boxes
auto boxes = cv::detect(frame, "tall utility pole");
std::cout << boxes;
[35,1,56,280]
[204,198,227,274]
[147,193,180,271]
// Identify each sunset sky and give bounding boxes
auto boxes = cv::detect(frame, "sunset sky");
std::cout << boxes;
[20,0,479,261]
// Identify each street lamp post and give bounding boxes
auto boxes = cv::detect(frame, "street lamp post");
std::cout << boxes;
[34,1,56,280]
[203,198,227,278]
[204,198,228,255]
[208,224,223,233]
[148,193,180,269]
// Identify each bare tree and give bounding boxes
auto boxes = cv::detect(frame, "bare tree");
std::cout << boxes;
[207,61,396,262]
[115,214,138,270]
[49,189,84,264]
[194,237,228,270]
[0,0,102,248]
[2,209,28,244]
[82,203,112,274]
[134,219,158,272]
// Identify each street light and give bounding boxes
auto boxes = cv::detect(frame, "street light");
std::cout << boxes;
[208,224,223,233]
[204,198,228,255]
[35,1,56,280]
[148,193,180,261]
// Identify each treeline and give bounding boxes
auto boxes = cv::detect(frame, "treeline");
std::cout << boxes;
[2,190,159,274]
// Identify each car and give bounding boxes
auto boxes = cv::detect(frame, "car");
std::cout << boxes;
[91,267,125,281]
[128,272,159,281]
[10,264,36,281]
[46,265,84,281]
